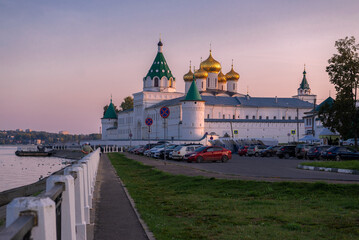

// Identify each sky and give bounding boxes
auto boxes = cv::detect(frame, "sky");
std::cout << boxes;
[0,0,358,134]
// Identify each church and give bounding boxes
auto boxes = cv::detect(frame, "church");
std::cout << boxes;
[101,40,316,143]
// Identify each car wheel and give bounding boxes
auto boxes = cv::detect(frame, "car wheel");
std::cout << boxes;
[221,155,228,162]
[255,152,259,157]
[335,155,341,161]
[284,153,290,159]
[197,156,203,163]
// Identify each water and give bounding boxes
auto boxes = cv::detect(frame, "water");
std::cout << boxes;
[0,146,66,192]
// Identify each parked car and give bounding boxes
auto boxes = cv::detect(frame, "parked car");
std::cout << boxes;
[247,145,267,157]
[343,138,356,146]
[150,144,166,157]
[260,146,280,157]
[321,146,359,161]
[276,145,296,159]
[295,144,314,159]
[238,146,249,156]
[160,144,180,159]
[153,144,176,159]
[171,144,202,160]
[184,146,232,163]
[306,145,331,160]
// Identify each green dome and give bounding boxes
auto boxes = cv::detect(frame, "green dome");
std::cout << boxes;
[103,100,117,119]
[145,42,174,80]
[185,80,202,101]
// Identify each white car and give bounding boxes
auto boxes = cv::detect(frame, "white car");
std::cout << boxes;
[171,145,202,160]
[343,138,356,146]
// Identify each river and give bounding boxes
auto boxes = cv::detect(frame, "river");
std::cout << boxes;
[0,146,66,192]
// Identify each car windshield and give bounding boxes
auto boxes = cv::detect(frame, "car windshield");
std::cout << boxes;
[248,146,255,149]
[326,146,337,152]
[195,146,207,152]
[173,146,183,151]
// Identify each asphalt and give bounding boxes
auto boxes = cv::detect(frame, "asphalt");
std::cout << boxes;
[92,154,149,240]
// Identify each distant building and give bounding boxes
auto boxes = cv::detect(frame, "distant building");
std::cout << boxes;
[59,131,69,135]
[16,129,23,132]
[102,40,316,143]
[25,129,32,133]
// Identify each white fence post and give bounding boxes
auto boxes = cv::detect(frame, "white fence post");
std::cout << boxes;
[65,166,87,240]
[46,175,76,240]
[6,197,56,239]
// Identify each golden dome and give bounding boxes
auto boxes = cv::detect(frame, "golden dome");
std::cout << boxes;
[183,63,194,82]
[225,64,240,81]
[200,50,221,73]
[218,70,226,83]
[194,66,208,79]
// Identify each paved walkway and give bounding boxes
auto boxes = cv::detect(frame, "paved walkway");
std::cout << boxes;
[92,154,148,240]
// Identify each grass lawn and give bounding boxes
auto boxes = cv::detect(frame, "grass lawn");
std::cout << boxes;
[109,153,359,240]
[301,160,359,171]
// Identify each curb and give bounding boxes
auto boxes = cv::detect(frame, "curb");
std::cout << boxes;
[117,176,156,240]
[298,165,359,175]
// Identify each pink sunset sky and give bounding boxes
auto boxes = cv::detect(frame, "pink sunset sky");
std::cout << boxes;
[1,0,359,134]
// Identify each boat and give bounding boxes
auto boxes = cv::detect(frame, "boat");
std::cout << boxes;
[15,145,52,157]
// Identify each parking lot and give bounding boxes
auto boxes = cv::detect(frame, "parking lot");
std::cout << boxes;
[165,154,359,182]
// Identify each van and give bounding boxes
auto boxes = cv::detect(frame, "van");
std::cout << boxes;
[171,144,202,160]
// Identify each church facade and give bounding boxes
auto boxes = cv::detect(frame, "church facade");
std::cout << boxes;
[101,40,316,143]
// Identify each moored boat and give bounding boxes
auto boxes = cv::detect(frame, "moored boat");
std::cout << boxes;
[15,146,52,157]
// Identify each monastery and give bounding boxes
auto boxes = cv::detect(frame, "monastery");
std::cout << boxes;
[101,40,316,143]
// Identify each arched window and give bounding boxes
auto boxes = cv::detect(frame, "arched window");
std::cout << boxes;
[221,86,223,90]
[208,79,210,87]
[169,78,172,87]
[202,82,203,89]
[154,78,159,87]
[233,83,235,90]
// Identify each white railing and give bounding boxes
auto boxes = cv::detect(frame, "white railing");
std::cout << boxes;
[0,149,101,240]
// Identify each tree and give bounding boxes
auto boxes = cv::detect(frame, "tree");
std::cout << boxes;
[120,96,134,111]
[320,36,359,147]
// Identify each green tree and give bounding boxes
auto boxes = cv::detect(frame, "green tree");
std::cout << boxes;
[320,36,359,147]
[120,96,134,111]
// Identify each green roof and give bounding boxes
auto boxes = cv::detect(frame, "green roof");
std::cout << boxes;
[185,80,202,101]
[103,100,117,119]
[299,70,310,90]
[315,97,334,111]
[145,49,174,80]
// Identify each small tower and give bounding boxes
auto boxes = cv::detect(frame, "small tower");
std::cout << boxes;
[101,98,118,140]
[200,49,221,90]
[183,61,194,93]
[181,80,205,140]
[194,65,208,92]
[143,39,176,92]
[293,65,316,104]
[218,70,227,91]
[226,60,240,92]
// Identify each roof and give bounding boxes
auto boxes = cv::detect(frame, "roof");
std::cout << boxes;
[299,70,310,90]
[103,100,117,119]
[184,81,202,101]
[145,46,174,80]
[146,95,313,110]
[315,97,334,111]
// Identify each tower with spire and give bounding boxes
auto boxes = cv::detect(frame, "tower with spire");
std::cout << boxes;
[292,65,316,104]
[101,97,118,139]
[143,39,176,92]
[181,79,205,139]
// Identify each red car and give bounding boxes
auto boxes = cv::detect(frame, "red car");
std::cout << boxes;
[184,146,232,163]
[238,146,249,156]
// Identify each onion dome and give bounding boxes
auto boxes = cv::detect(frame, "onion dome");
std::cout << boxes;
[103,98,117,119]
[200,50,221,73]
[218,70,226,83]
[225,62,240,81]
[183,62,194,82]
[194,65,208,79]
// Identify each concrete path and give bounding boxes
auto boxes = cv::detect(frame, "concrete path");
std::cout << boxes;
[92,154,149,240]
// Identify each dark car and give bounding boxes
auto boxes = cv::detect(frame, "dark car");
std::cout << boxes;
[276,145,296,159]
[321,146,359,161]
[140,143,161,155]
[306,145,331,160]
[157,144,179,159]
[238,146,249,156]
[185,146,232,163]
[295,144,314,159]
[260,146,280,157]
